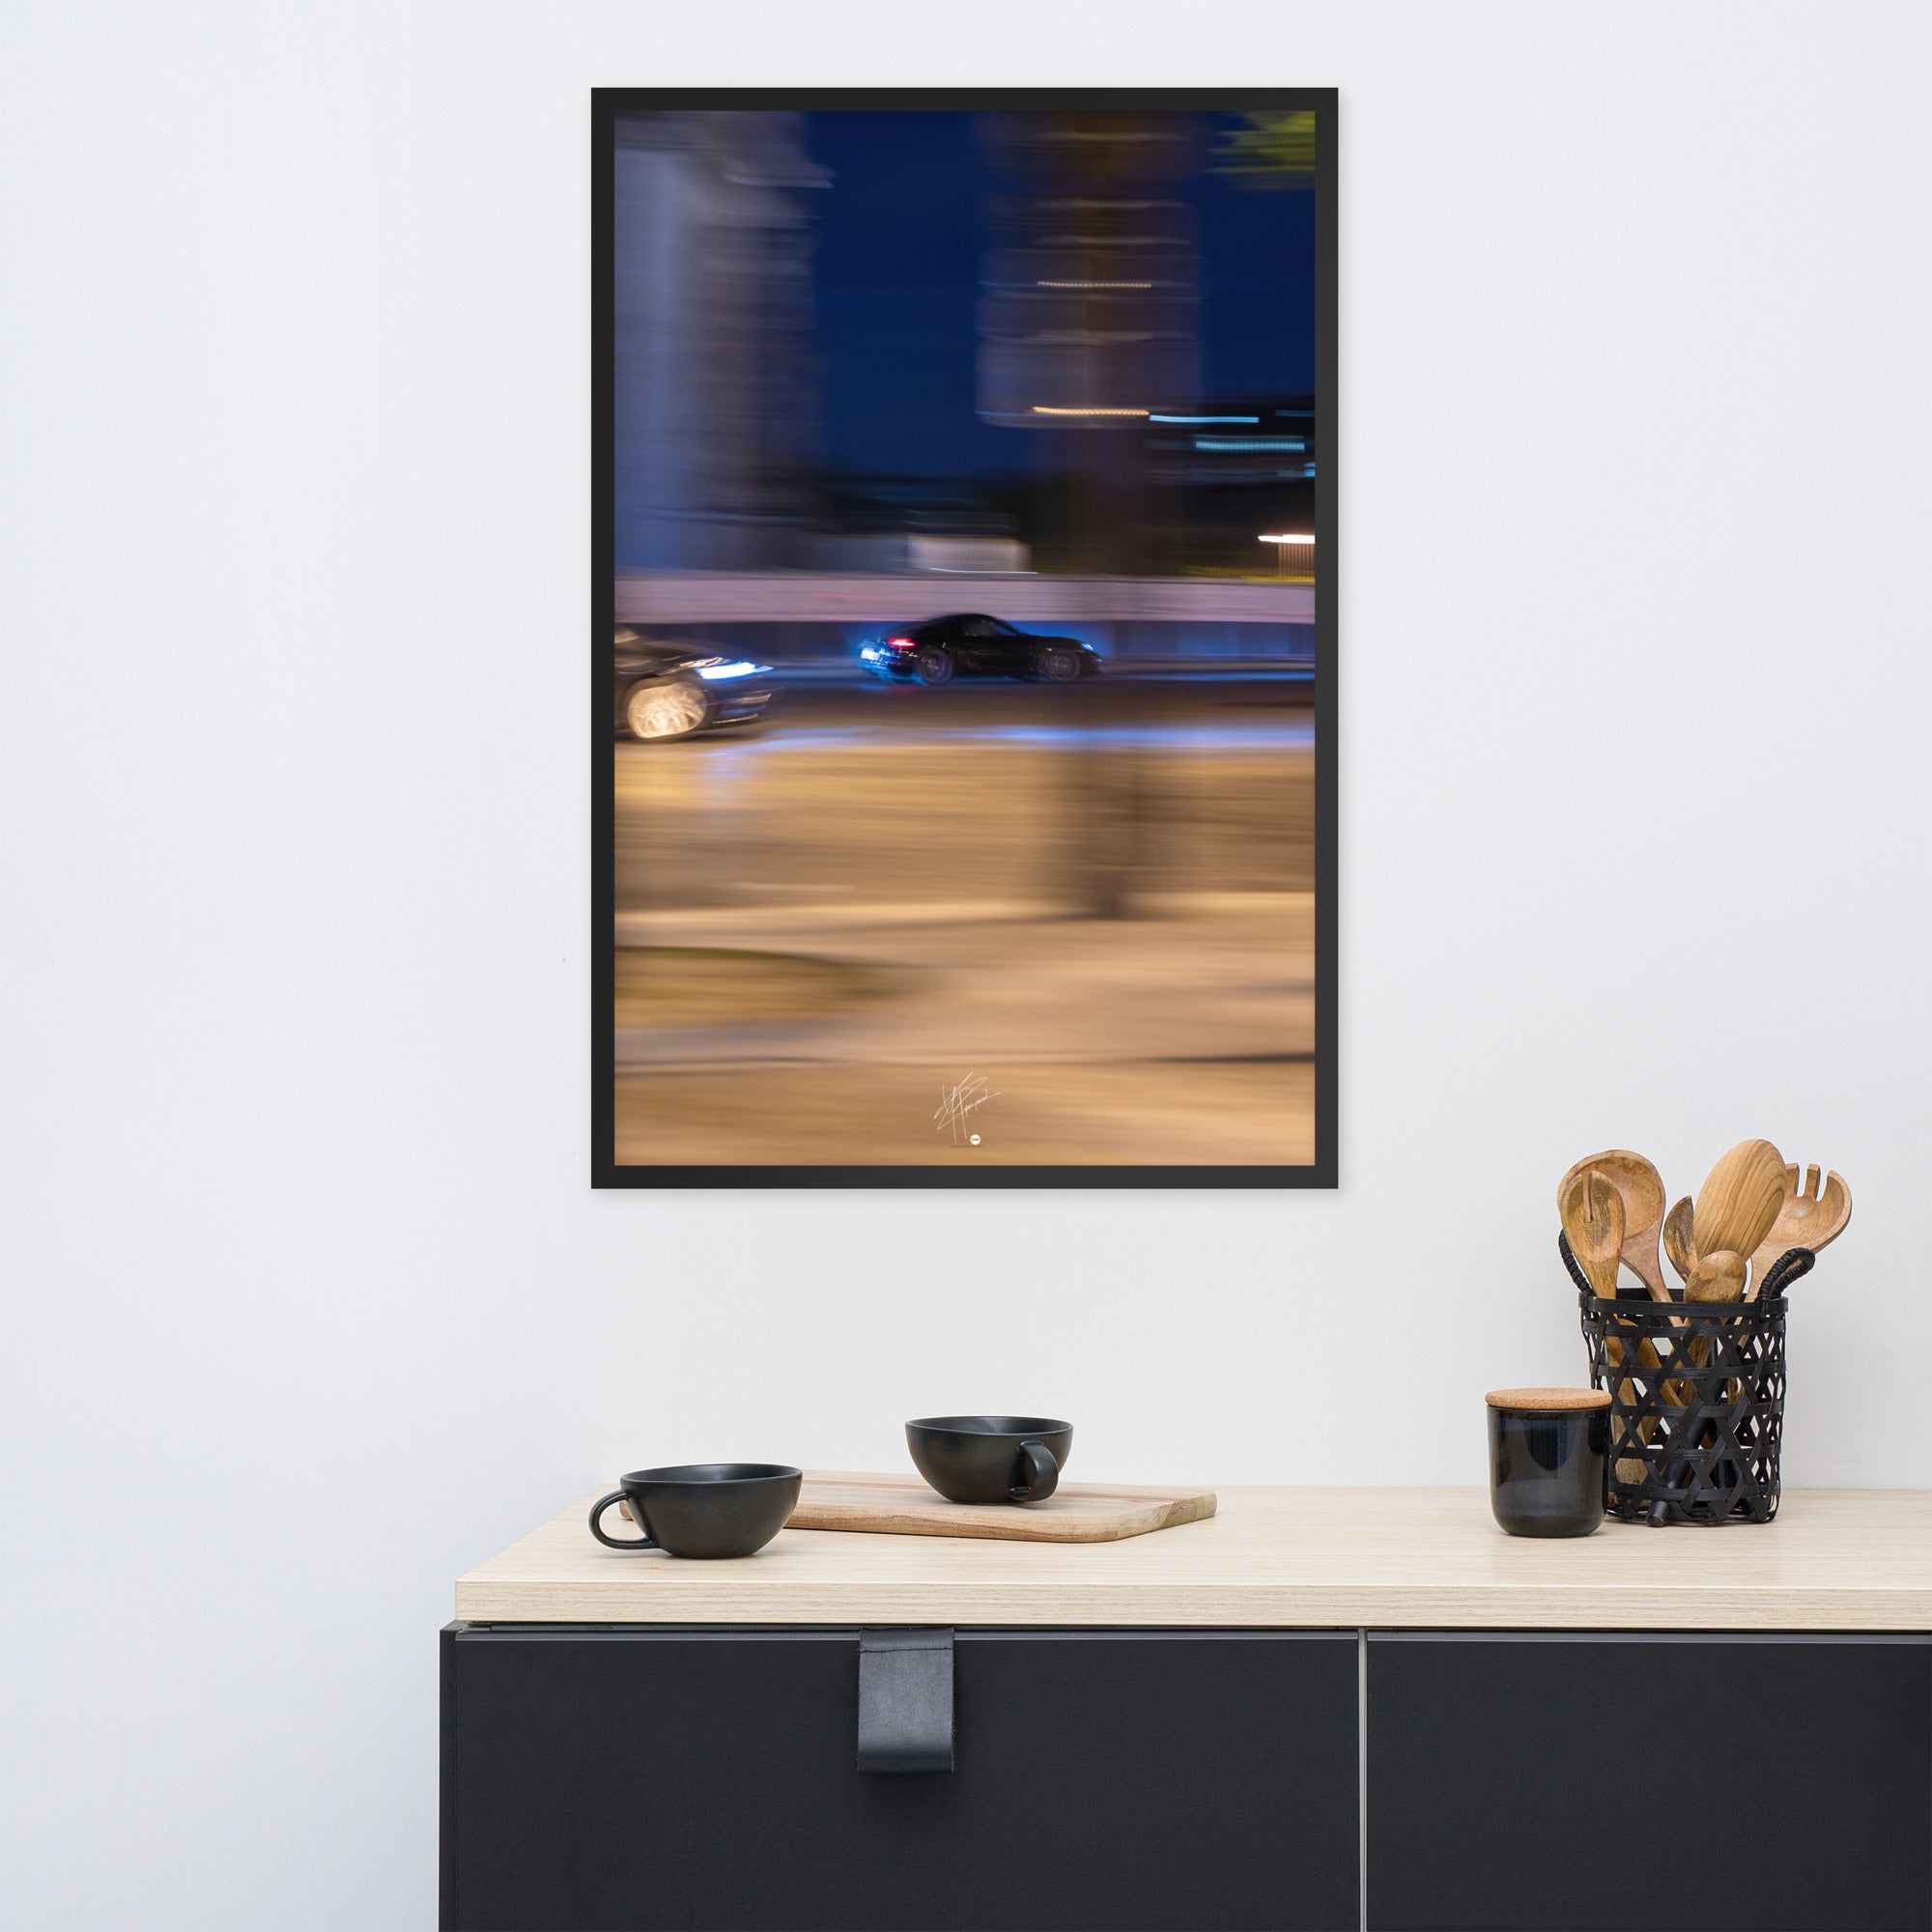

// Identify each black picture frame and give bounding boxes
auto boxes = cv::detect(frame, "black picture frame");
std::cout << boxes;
[592,88,1337,1188]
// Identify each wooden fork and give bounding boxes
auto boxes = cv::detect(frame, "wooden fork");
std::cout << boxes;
[1747,1165,1852,1298]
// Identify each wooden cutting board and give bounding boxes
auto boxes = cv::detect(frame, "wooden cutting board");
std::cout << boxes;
[785,1470,1217,1544]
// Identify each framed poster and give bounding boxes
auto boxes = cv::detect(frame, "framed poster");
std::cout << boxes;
[593,89,1335,1186]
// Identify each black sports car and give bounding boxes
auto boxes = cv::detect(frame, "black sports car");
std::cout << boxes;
[858,613,1101,686]
[613,627,776,741]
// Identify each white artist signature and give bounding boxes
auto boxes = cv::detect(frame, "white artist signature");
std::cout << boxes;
[933,1072,1001,1147]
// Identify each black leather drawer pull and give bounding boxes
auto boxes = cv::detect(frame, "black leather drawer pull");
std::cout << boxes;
[857,1629,954,1773]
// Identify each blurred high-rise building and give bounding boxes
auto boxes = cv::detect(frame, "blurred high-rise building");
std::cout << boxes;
[612,113,826,572]
[976,112,1202,576]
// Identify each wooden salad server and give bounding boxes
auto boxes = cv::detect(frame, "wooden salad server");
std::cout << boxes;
[1747,1165,1852,1299]
[1559,1167,1624,1297]
[1557,1150,1669,1301]
[1560,1168,1650,1482]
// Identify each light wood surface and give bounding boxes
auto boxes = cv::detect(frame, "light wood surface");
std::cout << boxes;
[1749,1164,1852,1298]
[1559,1150,1668,1300]
[454,1485,1932,1631]
[786,1472,1214,1542]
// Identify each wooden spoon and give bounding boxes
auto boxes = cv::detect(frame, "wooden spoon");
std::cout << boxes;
[1556,1151,1669,1301]
[1662,1196,1697,1286]
[1683,1249,1746,1304]
[1665,1248,1748,1405]
[1692,1140,1787,1269]
[1747,1165,1852,1299]
[1559,1168,1624,1297]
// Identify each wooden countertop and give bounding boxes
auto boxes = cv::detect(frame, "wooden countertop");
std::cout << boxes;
[454,1483,1932,1631]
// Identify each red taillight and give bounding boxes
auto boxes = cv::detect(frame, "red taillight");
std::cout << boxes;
[888,636,914,649]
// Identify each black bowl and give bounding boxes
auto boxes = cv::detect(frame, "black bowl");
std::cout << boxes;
[906,1416,1073,1505]
[588,1462,802,1558]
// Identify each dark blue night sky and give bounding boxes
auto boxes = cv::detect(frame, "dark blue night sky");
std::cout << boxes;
[805,111,1318,480]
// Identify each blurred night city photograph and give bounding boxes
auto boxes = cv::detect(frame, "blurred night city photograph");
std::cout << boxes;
[598,99,1332,1179]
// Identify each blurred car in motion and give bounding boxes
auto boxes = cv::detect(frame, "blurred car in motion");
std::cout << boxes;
[858,613,1100,687]
[613,627,775,741]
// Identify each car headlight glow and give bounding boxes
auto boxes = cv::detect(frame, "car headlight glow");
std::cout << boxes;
[695,661,765,681]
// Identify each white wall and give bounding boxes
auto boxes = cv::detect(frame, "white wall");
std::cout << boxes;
[4,3,1927,1924]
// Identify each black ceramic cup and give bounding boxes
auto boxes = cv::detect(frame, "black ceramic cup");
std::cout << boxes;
[905,1416,1072,1505]
[1486,1389,1608,1538]
[587,1463,802,1559]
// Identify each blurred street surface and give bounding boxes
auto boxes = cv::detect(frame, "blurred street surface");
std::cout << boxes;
[613,672,1315,1165]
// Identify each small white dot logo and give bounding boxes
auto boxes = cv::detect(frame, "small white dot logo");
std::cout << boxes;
[970,1134,980,1146]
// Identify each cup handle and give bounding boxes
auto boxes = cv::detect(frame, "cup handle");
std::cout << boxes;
[588,1491,657,1550]
[1009,1440,1060,1503]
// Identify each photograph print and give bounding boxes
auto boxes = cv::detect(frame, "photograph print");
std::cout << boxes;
[593,91,1336,1185]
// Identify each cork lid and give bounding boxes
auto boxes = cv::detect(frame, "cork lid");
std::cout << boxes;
[1485,1386,1611,1411]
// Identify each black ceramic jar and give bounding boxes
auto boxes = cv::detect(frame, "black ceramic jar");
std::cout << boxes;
[1485,1388,1609,1538]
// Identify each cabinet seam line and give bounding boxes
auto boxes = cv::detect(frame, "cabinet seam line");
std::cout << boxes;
[1357,1626,1368,1932]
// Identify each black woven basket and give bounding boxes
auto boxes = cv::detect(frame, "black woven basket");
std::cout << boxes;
[1565,1235,1811,1525]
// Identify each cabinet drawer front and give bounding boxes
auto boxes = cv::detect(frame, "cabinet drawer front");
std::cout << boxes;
[1366,1633,1932,1932]
[443,1627,1359,1932]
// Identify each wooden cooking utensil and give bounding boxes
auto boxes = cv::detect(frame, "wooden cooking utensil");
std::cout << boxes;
[1691,1140,1787,1273]
[1677,1145,1781,1401]
[1556,1151,1669,1301]
[1666,1248,1747,1405]
[1656,1195,1702,1406]
[1560,1170,1651,1482]
[1683,1249,1746,1304]
[1662,1197,1697,1286]
[1747,1165,1852,1299]
[1559,1168,1624,1297]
